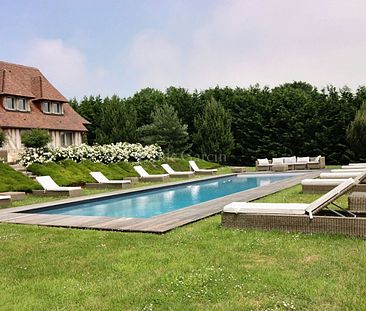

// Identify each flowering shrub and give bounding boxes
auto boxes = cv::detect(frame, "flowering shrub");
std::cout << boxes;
[20,142,164,167]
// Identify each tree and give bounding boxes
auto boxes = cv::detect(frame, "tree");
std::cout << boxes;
[21,129,51,148]
[96,95,138,144]
[138,104,191,155]
[193,98,234,162]
[347,101,366,158]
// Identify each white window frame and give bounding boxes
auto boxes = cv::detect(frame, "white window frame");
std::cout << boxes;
[60,132,73,147]
[17,98,29,111]
[42,101,63,115]
[3,97,30,112]
[4,97,16,110]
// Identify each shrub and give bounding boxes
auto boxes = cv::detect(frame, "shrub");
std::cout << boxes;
[21,129,51,148]
[0,162,40,192]
[0,129,6,148]
[347,101,366,158]
[20,142,164,167]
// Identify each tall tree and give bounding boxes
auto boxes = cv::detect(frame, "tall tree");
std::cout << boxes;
[347,101,366,158]
[96,96,138,144]
[193,98,234,162]
[138,104,191,155]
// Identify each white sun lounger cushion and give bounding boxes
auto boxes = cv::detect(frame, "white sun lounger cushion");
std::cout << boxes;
[189,161,217,172]
[297,156,310,163]
[272,157,284,165]
[36,176,81,191]
[133,166,169,178]
[257,158,270,166]
[223,202,308,215]
[349,163,366,166]
[301,179,347,186]
[283,156,297,164]
[320,172,361,179]
[90,172,130,184]
[161,164,193,175]
[0,195,11,200]
[331,168,366,173]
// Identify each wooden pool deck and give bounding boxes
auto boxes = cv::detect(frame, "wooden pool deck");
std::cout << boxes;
[0,171,320,233]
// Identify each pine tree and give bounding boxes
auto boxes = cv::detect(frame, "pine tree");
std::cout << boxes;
[193,97,234,162]
[138,104,191,155]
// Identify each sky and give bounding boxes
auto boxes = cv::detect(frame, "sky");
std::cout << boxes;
[1,0,366,99]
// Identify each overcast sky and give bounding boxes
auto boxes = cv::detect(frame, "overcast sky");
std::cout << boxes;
[1,0,365,99]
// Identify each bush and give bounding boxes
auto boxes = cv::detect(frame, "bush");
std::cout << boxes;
[21,129,51,148]
[20,142,164,167]
[0,129,6,148]
[347,101,366,158]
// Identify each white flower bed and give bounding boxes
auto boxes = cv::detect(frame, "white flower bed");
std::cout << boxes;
[20,142,164,167]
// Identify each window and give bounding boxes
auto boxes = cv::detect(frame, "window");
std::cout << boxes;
[17,98,28,111]
[42,102,63,114]
[61,132,73,147]
[4,97,29,111]
[4,97,16,110]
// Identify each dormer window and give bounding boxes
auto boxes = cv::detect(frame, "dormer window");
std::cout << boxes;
[42,101,63,115]
[4,97,29,112]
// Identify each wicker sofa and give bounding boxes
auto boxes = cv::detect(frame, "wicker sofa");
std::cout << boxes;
[256,156,325,171]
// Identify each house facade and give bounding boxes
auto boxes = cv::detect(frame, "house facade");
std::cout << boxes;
[0,61,89,162]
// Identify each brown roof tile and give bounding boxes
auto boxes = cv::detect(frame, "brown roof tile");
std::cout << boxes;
[0,61,90,132]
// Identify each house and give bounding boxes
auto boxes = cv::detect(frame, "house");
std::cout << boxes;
[0,61,90,162]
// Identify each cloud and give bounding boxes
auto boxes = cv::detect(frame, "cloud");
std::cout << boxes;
[124,0,366,92]
[22,38,89,97]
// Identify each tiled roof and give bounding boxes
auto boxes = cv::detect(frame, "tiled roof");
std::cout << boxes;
[0,61,67,101]
[0,61,89,132]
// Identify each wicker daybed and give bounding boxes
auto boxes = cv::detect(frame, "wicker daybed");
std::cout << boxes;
[222,179,366,237]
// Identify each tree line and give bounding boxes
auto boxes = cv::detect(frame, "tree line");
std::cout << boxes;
[70,82,366,165]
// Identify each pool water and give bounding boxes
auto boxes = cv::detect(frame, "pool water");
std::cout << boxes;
[28,174,295,218]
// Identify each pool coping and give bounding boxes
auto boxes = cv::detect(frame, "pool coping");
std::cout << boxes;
[0,170,321,233]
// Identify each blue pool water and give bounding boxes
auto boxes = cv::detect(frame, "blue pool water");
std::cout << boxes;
[28,174,296,218]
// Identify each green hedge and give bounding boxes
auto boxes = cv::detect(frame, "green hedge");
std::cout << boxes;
[0,162,40,192]
[27,158,220,186]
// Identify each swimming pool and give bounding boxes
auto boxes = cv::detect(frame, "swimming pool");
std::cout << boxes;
[27,174,297,218]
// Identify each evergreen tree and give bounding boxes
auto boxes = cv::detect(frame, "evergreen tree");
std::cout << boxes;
[193,98,234,162]
[138,104,191,155]
[96,95,138,144]
[347,101,366,158]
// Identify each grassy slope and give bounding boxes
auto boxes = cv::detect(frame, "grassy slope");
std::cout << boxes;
[0,162,40,192]
[0,185,365,310]
[27,157,221,186]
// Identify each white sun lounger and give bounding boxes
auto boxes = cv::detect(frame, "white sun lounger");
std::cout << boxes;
[161,164,194,178]
[223,178,355,218]
[341,165,366,169]
[348,163,366,166]
[0,194,11,205]
[34,176,82,197]
[222,179,366,237]
[133,166,170,182]
[320,172,362,179]
[189,160,217,175]
[331,168,366,173]
[86,172,131,189]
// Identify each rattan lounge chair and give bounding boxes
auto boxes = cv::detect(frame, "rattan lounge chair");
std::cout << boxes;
[161,164,194,178]
[189,161,217,175]
[86,172,131,189]
[133,166,170,182]
[302,172,366,193]
[222,179,366,237]
[34,176,82,197]
[0,194,11,206]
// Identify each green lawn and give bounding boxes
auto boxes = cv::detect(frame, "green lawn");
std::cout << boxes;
[0,182,365,310]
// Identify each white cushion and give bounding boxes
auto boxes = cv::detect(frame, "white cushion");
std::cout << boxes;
[257,158,269,166]
[272,157,284,165]
[283,156,296,164]
[320,172,361,179]
[301,178,346,186]
[223,202,308,215]
[297,156,310,163]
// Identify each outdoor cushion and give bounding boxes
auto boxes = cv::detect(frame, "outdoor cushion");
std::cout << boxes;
[301,178,347,186]
[162,164,194,175]
[283,156,296,164]
[257,158,269,166]
[272,157,284,165]
[189,161,217,172]
[223,202,308,215]
[90,172,130,184]
[320,172,361,179]
[349,163,366,166]
[331,168,366,173]
[133,166,169,178]
[36,176,81,191]
[297,156,310,163]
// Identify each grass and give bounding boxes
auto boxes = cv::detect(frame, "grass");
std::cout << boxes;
[0,184,365,310]
[0,162,40,192]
